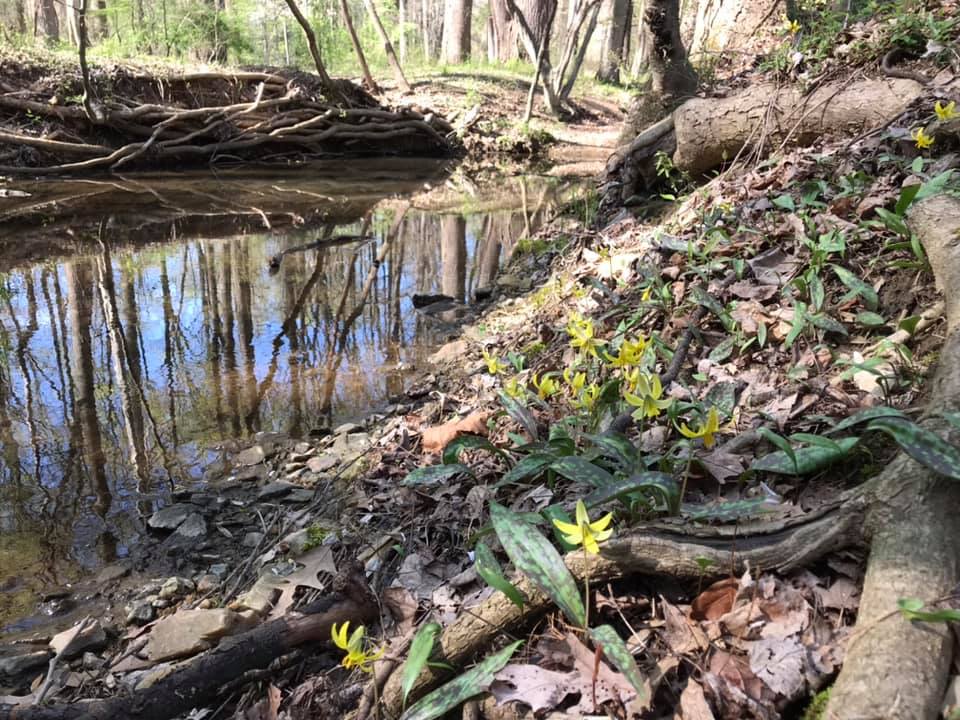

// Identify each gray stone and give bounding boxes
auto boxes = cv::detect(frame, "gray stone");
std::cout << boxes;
[208,563,229,578]
[159,576,196,600]
[126,602,155,626]
[429,339,469,365]
[293,442,312,455]
[333,422,364,436]
[258,482,294,500]
[234,464,267,482]
[497,274,533,291]
[332,431,371,461]
[144,609,247,661]
[0,650,50,679]
[242,531,264,548]
[235,445,266,467]
[282,489,314,504]
[49,620,107,658]
[96,562,131,584]
[173,513,207,539]
[195,574,220,594]
[82,652,104,670]
[307,455,338,473]
[148,504,196,530]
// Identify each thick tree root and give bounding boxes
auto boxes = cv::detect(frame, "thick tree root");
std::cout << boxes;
[378,499,867,716]
[825,195,960,720]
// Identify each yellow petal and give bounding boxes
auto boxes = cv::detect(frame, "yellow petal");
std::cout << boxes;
[552,519,580,536]
[575,500,590,527]
[679,422,700,439]
[348,625,366,652]
[588,512,613,533]
[594,527,613,543]
[581,529,600,554]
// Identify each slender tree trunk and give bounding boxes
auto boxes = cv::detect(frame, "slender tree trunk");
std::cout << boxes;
[38,0,60,42]
[440,215,466,303]
[339,0,380,92]
[597,0,631,83]
[361,0,412,92]
[506,0,562,115]
[14,0,26,34]
[282,0,347,104]
[399,0,407,63]
[441,0,472,63]
[95,0,107,40]
[489,0,518,61]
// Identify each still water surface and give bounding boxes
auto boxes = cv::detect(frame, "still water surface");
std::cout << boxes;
[0,160,586,630]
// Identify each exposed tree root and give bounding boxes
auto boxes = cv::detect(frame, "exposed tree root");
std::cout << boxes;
[826,195,960,720]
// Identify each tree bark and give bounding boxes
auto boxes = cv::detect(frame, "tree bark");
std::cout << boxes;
[360,0,412,92]
[489,0,519,61]
[596,0,631,83]
[441,0,472,63]
[38,0,59,42]
[281,0,347,104]
[644,0,697,99]
[338,0,380,93]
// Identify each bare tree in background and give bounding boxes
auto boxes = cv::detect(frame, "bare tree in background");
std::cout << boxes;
[441,0,472,63]
[38,0,60,42]
[597,0,631,83]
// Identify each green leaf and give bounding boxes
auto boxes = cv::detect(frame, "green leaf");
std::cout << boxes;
[586,433,640,472]
[758,428,797,472]
[443,434,512,467]
[498,390,539,442]
[757,321,767,348]
[400,641,523,720]
[808,312,848,336]
[772,194,795,211]
[895,183,921,216]
[489,503,586,627]
[875,207,910,237]
[809,273,825,313]
[709,336,735,362]
[584,473,679,514]
[751,437,858,475]
[857,311,886,327]
[897,598,960,623]
[942,411,960,433]
[402,622,442,707]
[898,315,921,335]
[915,169,954,202]
[404,464,474,486]
[549,456,617,487]
[496,453,554,487]
[589,625,648,702]
[785,302,808,348]
[474,542,526,609]
[831,265,879,311]
[866,417,960,481]
[826,406,907,435]
[788,433,844,452]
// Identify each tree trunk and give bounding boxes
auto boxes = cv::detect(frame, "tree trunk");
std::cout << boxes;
[644,0,697,99]
[38,0,60,42]
[282,0,346,104]
[14,0,26,34]
[440,215,466,303]
[360,0,412,92]
[441,0,472,63]
[338,0,380,93]
[489,0,519,61]
[95,0,107,40]
[209,0,227,63]
[596,0,631,83]
[688,0,782,62]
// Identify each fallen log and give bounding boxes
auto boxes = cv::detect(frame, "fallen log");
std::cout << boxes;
[0,566,377,720]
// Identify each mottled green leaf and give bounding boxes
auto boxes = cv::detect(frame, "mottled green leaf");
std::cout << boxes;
[443,434,511,467]
[704,382,738,417]
[404,463,474,486]
[709,336,735,363]
[586,433,640,472]
[489,503,586,627]
[772,194,795,211]
[400,641,522,720]
[550,456,616,487]
[474,542,526,609]
[402,622,442,707]
[684,498,776,521]
[857,311,886,327]
[496,453,554,487]
[875,207,910,237]
[826,406,907,435]
[589,625,648,701]
[895,183,921,216]
[942,412,960,433]
[808,312,848,336]
[584,473,679,514]
[831,265,878,311]
[788,433,844,452]
[758,428,797,471]
[498,390,539,441]
[752,437,858,475]
[866,417,960,481]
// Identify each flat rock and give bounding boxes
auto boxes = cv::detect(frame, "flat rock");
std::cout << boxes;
[282,488,314,504]
[333,422,364,436]
[242,531,264,548]
[234,464,267,481]
[173,513,207,539]
[0,650,50,678]
[429,339,469,364]
[307,455,338,473]
[235,445,266,467]
[144,609,247,662]
[257,482,294,501]
[159,576,196,600]
[126,601,155,626]
[49,620,107,659]
[497,273,533,291]
[148,504,196,531]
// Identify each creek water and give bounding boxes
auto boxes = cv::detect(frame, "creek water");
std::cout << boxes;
[0,159,589,633]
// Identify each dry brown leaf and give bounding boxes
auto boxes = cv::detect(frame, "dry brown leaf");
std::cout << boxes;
[238,684,281,720]
[708,650,764,701]
[677,679,716,720]
[382,586,418,635]
[747,636,806,699]
[421,411,489,455]
[268,545,337,620]
[662,599,710,655]
[814,577,859,611]
[758,583,811,639]
[691,578,739,621]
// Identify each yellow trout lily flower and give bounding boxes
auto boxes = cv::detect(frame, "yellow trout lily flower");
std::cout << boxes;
[552,500,613,555]
[481,348,505,375]
[503,376,526,399]
[331,622,382,672]
[912,127,934,149]
[935,100,956,121]
[563,367,587,393]
[604,336,647,370]
[570,382,601,411]
[566,313,605,358]
[532,372,559,399]
[624,373,672,419]
[678,406,721,449]
[783,17,800,34]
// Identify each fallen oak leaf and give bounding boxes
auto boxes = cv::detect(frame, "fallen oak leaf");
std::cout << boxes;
[691,578,739,621]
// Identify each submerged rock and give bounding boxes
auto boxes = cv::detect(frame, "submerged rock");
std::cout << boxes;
[147,504,197,531]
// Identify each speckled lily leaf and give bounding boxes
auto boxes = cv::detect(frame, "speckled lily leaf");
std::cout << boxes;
[402,622,442,707]
[496,453,553,487]
[826,406,907,435]
[584,472,679,514]
[403,463,474,486]
[589,625,648,701]
[498,390,539,441]
[489,502,586,627]
[866,417,960,480]
[586,433,640,472]
[474,541,525,609]
[752,437,858,475]
[442,434,512,467]
[400,640,523,720]
[550,456,616,487]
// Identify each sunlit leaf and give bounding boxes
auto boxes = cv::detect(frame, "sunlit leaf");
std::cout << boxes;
[831,264,878,310]
[400,641,522,720]
[584,473,679,514]
[866,417,960,480]
[402,622,442,707]
[758,428,797,472]
[788,433,843,452]
[549,456,616,487]
[489,503,586,627]
[498,390,539,442]
[895,183,922,216]
[589,625,648,701]
[808,312,848,335]
[897,598,960,623]
[752,437,859,475]
[404,464,474,486]
[473,542,526,609]
[443,434,512,467]
[857,311,886,327]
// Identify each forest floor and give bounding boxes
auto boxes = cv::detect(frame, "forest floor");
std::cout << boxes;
[2,27,960,720]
